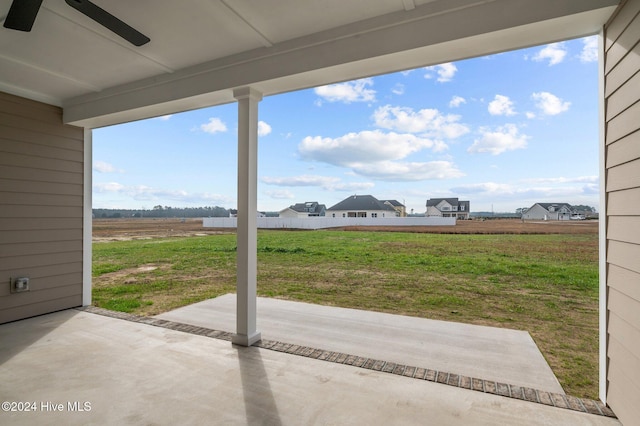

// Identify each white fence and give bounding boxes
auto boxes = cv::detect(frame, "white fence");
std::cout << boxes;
[203,216,456,230]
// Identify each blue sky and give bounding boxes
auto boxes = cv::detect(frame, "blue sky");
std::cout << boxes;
[93,36,600,214]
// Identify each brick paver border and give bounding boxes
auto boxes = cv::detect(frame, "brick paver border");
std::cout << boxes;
[78,306,616,419]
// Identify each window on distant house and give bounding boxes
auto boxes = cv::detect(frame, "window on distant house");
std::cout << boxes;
[372,213,377,218]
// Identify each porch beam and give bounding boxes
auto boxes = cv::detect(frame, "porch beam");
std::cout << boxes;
[232,87,262,347]
[63,0,618,128]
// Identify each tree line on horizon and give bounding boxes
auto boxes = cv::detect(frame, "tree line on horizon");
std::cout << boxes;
[93,205,231,218]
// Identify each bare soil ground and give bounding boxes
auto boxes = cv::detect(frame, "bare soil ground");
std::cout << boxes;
[93,217,598,240]
[93,218,232,241]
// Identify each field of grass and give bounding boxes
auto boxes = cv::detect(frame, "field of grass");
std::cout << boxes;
[93,230,599,398]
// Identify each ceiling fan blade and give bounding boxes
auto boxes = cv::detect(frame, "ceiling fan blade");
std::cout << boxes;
[3,0,44,32]
[64,0,150,46]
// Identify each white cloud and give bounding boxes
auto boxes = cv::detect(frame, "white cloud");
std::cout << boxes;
[93,182,232,204]
[200,117,228,134]
[314,78,376,104]
[352,160,464,181]
[261,175,340,187]
[532,92,571,115]
[424,63,457,82]
[258,121,272,137]
[372,105,469,140]
[298,129,466,182]
[265,190,295,200]
[328,182,375,191]
[581,183,600,195]
[525,112,536,119]
[261,175,374,192]
[449,96,466,108]
[450,182,515,195]
[468,124,529,155]
[521,176,598,184]
[488,95,516,116]
[579,36,598,63]
[94,161,117,173]
[299,130,442,166]
[450,180,600,206]
[154,114,173,121]
[94,182,124,192]
[532,42,567,66]
[391,83,405,95]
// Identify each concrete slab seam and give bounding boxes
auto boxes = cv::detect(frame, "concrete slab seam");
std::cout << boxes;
[75,306,617,419]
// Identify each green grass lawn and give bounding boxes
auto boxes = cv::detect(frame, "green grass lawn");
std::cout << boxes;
[93,230,599,399]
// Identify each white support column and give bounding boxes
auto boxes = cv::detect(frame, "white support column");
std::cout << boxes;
[232,87,262,346]
[82,128,92,306]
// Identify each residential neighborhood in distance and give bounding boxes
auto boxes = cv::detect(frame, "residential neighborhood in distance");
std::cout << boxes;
[274,197,596,221]
[92,199,596,221]
[278,195,407,219]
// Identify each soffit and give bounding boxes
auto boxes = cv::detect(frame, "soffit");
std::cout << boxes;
[0,0,620,128]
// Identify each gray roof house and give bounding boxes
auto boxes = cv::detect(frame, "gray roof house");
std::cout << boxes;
[1,0,638,423]
[279,201,326,218]
[522,203,575,221]
[327,195,397,218]
[381,199,407,217]
[426,198,470,219]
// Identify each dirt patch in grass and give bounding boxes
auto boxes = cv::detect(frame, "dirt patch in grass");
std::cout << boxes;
[94,264,164,285]
[93,218,234,242]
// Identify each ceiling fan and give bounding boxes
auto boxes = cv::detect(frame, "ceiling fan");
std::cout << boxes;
[3,0,150,46]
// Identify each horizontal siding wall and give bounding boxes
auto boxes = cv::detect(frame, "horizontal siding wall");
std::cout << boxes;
[604,0,640,423]
[0,91,84,324]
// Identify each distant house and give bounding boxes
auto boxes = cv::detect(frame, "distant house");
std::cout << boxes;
[279,201,326,218]
[227,209,267,218]
[327,195,397,218]
[381,200,406,217]
[521,203,574,220]
[425,198,470,219]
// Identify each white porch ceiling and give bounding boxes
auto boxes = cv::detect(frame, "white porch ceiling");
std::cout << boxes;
[0,0,620,128]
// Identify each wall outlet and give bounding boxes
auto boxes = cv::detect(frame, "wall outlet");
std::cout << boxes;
[10,277,30,293]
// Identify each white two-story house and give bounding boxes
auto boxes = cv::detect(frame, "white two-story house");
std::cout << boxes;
[425,198,470,219]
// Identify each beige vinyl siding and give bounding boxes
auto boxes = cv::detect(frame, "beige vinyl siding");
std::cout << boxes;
[0,91,84,324]
[607,216,640,243]
[606,129,640,167]
[604,0,640,423]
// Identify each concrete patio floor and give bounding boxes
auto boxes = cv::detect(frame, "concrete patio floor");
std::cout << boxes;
[0,304,619,425]
[158,294,564,394]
